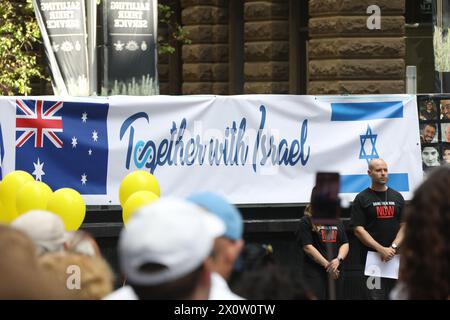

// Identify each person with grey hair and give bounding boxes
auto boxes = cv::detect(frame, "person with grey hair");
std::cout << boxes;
[441,123,450,143]
[440,99,450,120]
[11,210,69,256]
[11,210,101,258]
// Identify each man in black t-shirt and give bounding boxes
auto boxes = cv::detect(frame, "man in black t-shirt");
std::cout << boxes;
[350,158,405,300]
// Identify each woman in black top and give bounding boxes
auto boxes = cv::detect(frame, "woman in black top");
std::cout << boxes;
[296,205,349,300]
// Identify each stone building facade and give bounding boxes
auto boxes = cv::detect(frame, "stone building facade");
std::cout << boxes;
[308,0,405,94]
[158,0,406,95]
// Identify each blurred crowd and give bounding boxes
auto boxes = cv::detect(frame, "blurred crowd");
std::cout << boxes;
[0,165,449,300]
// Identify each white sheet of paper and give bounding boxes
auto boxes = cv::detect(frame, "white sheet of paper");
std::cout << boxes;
[364,251,400,279]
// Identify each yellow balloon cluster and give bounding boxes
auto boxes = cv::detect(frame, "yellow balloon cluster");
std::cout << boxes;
[122,191,159,225]
[0,171,35,223]
[0,171,86,231]
[119,171,161,225]
[47,188,86,231]
[0,200,8,224]
[16,181,53,215]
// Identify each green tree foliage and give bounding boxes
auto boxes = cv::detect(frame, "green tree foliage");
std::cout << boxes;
[158,3,190,55]
[0,1,188,96]
[0,0,44,95]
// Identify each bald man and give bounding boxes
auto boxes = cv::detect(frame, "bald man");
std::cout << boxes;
[350,158,405,300]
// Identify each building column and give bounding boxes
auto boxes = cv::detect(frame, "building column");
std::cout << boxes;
[181,0,229,94]
[243,0,289,94]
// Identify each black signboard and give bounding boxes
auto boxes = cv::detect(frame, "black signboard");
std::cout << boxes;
[102,0,158,95]
[33,0,89,96]
[406,0,433,24]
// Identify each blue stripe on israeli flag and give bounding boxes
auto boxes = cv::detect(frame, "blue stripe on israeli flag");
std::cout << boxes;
[331,101,404,121]
[340,173,410,193]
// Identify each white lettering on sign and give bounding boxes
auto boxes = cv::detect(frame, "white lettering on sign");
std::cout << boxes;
[47,19,80,29]
[49,11,75,19]
[118,11,144,20]
[114,19,148,28]
[40,1,80,11]
[110,2,150,11]
[40,0,82,30]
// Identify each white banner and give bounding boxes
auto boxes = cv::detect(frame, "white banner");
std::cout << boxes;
[0,95,423,205]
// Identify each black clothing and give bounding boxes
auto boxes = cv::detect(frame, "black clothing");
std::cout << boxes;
[351,187,404,250]
[364,276,396,300]
[420,109,437,120]
[296,216,348,299]
[350,187,405,300]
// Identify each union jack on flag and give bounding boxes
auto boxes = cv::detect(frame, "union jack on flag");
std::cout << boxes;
[16,99,63,148]
[15,99,109,195]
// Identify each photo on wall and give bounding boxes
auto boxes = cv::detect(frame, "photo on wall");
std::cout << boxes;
[421,144,441,170]
[417,95,450,170]
[441,144,450,164]
[419,98,438,120]
[441,123,450,142]
[420,122,438,143]
[439,99,450,119]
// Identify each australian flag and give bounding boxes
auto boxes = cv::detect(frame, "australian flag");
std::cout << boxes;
[15,99,109,194]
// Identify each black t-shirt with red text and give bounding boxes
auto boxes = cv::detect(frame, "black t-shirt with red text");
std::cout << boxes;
[350,187,404,262]
[296,216,348,276]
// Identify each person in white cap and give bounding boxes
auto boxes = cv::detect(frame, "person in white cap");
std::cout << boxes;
[110,198,225,300]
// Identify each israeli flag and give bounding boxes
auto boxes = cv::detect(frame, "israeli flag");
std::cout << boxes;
[314,95,422,199]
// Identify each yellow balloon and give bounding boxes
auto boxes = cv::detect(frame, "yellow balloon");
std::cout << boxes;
[122,191,159,225]
[119,170,160,206]
[47,188,86,231]
[0,171,35,222]
[0,199,8,224]
[16,181,53,216]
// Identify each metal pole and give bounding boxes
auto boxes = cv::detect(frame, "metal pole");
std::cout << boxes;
[406,66,417,94]
[326,243,336,300]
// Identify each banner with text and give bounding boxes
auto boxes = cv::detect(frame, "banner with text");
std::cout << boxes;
[0,95,423,205]
[32,0,89,96]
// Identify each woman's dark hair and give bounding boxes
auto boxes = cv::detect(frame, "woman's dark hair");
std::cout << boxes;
[232,264,310,300]
[400,165,450,299]
[130,264,205,300]
[229,243,312,299]
[235,243,275,272]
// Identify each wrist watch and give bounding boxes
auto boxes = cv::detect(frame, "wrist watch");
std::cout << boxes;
[337,256,344,263]
[391,243,398,250]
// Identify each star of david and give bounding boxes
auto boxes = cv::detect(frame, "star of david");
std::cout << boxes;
[359,125,379,163]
